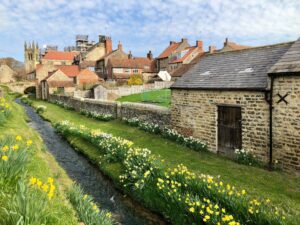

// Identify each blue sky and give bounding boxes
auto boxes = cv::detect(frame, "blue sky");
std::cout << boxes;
[0,0,299,62]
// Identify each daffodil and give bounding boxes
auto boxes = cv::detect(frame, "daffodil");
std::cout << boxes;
[1,155,8,161]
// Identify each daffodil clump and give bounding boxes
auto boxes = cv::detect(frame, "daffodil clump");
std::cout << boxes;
[20,95,33,106]
[80,109,114,121]
[0,136,60,225]
[36,105,47,114]
[54,100,74,110]
[0,97,11,123]
[67,184,115,225]
[123,117,207,152]
[54,121,287,225]
[29,176,56,200]
[0,135,32,187]
[234,148,261,166]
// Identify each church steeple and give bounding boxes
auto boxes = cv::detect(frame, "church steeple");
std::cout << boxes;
[24,40,40,73]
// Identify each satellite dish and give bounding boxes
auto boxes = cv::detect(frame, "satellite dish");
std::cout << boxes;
[158,71,171,81]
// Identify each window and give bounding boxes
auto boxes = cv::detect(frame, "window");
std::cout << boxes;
[88,66,95,71]
[132,69,139,73]
[113,68,123,73]
[124,69,130,73]
[57,87,65,94]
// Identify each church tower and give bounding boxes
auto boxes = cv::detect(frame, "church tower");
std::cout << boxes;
[24,41,39,73]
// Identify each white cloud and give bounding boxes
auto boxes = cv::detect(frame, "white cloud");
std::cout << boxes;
[0,0,299,60]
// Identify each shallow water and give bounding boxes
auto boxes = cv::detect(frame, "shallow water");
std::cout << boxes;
[17,99,168,225]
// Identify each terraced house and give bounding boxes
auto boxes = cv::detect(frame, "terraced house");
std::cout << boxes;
[171,38,300,172]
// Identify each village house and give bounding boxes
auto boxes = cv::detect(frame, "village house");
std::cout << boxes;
[171,38,300,172]
[95,41,128,80]
[156,38,190,72]
[0,64,16,83]
[106,51,156,83]
[168,40,204,72]
[40,65,100,99]
[74,35,113,72]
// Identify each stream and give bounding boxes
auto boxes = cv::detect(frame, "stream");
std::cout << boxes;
[17,99,168,225]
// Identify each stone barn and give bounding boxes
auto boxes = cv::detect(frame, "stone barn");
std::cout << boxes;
[171,38,300,172]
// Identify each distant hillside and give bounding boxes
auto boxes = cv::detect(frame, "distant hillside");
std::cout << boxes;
[0,57,24,71]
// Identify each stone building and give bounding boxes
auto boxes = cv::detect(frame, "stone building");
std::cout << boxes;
[0,64,16,83]
[74,35,113,71]
[24,41,39,73]
[168,41,204,73]
[95,41,128,80]
[156,38,190,72]
[171,38,300,172]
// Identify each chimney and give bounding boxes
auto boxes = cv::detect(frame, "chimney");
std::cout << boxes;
[196,40,203,50]
[181,38,188,43]
[128,51,132,59]
[104,37,112,54]
[170,41,176,45]
[117,41,123,51]
[224,37,229,47]
[147,50,153,60]
[209,45,216,53]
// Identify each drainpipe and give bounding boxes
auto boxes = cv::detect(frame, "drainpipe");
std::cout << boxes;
[268,76,274,170]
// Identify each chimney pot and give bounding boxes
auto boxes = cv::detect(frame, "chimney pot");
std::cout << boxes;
[117,41,123,51]
[170,41,176,45]
[209,45,216,53]
[224,37,229,46]
[147,50,153,60]
[181,38,188,43]
[128,50,132,59]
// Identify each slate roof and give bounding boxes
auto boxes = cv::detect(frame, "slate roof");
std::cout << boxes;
[268,38,300,74]
[171,42,293,90]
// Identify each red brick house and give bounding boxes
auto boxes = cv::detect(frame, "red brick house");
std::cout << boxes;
[106,52,155,83]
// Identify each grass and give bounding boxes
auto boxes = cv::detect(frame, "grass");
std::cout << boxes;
[31,99,300,223]
[116,88,171,107]
[0,91,78,225]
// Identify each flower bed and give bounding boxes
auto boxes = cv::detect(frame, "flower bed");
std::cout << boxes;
[123,117,207,152]
[80,109,114,121]
[234,148,262,166]
[0,97,11,123]
[55,120,286,225]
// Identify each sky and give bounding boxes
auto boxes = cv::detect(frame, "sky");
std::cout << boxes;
[0,0,299,62]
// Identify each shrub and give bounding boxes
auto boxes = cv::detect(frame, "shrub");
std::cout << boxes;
[127,74,143,85]
[36,105,47,114]
[67,184,114,225]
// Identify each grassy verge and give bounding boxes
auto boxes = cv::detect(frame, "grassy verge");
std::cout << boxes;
[116,89,171,107]
[31,98,300,224]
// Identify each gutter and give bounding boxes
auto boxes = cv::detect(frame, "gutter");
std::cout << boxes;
[268,76,274,170]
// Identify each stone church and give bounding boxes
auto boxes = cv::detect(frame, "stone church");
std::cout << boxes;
[24,41,39,73]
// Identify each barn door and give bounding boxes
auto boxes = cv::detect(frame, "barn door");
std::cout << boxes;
[218,106,242,157]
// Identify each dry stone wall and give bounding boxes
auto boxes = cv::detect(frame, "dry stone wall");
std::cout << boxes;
[48,94,171,127]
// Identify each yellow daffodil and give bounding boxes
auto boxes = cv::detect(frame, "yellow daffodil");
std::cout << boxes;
[2,145,9,152]
[1,155,8,161]
[27,140,33,146]
[16,135,22,141]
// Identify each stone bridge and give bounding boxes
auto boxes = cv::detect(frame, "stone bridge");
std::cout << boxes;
[5,81,37,94]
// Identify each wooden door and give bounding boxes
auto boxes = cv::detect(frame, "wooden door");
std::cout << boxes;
[218,106,242,157]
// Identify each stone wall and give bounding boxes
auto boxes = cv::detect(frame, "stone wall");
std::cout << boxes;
[121,102,171,127]
[272,76,300,171]
[171,89,270,162]
[48,94,171,127]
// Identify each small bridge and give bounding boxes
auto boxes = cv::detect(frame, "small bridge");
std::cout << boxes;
[5,81,37,94]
